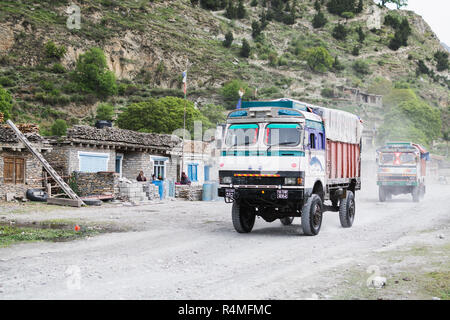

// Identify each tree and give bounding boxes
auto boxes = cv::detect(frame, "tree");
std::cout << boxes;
[388,18,411,50]
[117,97,212,135]
[314,0,321,11]
[356,26,365,43]
[355,0,363,13]
[223,31,234,47]
[190,0,200,6]
[201,104,227,124]
[200,0,227,10]
[327,0,357,16]
[332,23,348,40]
[378,0,408,9]
[312,10,327,28]
[0,86,13,121]
[250,0,258,7]
[305,47,334,73]
[416,60,430,76]
[251,21,262,38]
[240,39,251,58]
[225,0,237,19]
[44,41,67,60]
[51,119,68,136]
[71,47,117,97]
[352,46,360,56]
[237,0,246,19]
[434,51,449,71]
[96,103,115,121]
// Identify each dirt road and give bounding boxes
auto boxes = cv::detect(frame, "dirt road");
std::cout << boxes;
[0,184,449,299]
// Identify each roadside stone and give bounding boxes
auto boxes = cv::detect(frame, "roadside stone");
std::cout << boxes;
[402,277,411,281]
[432,297,441,300]
[438,234,444,239]
[370,276,386,289]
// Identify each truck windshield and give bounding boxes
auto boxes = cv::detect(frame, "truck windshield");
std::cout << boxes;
[380,152,416,165]
[225,124,259,146]
[265,123,302,146]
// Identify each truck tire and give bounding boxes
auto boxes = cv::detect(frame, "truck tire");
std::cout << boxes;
[280,217,294,226]
[232,201,255,233]
[339,190,355,228]
[412,186,420,202]
[378,187,386,202]
[386,192,392,201]
[301,194,323,236]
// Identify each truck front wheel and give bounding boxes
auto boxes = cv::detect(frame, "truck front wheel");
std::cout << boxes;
[301,194,323,236]
[378,186,386,202]
[232,201,256,233]
[339,190,355,228]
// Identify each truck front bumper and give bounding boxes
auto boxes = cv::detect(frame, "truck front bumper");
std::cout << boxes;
[218,186,304,202]
[377,181,418,186]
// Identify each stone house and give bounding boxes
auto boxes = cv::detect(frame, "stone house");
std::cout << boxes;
[44,125,182,183]
[0,125,52,200]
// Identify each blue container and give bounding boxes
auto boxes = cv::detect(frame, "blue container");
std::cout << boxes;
[168,180,175,198]
[152,180,164,199]
[202,183,213,201]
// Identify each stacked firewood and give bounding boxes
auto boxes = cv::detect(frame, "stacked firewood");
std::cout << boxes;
[0,112,4,124]
[17,123,39,134]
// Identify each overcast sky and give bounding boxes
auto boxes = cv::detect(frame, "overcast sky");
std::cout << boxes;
[393,0,450,45]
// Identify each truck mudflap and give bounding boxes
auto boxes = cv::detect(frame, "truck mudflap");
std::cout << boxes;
[218,187,304,203]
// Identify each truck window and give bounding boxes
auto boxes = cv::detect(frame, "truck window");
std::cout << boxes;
[225,124,259,146]
[309,133,316,149]
[265,123,302,147]
[380,153,394,165]
[400,153,416,164]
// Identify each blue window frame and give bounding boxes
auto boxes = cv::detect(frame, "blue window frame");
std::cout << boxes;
[187,164,198,182]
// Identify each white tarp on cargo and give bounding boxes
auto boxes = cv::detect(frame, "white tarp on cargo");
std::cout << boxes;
[272,99,363,144]
[313,107,363,144]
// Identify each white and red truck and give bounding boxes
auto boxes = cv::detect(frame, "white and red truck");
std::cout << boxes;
[218,98,363,236]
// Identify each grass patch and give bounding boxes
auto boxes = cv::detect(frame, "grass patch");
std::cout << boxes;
[0,225,98,247]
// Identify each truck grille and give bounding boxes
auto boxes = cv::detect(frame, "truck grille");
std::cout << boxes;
[232,176,285,185]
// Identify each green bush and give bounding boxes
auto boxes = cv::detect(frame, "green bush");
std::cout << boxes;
[352,46,360,56]
[96,103,115,121]
[352,59,371,75]
[51,119,68,136]
[321,88,335,98]
[71,47,117,97]
[0,86,13,120]
[305,47,333,73]
[312,11,327,29]
[44,41,67,60]
[332,56,345,71]
[51,63,66,74]
[223,31,234,47]
[200,103,227,124]
[0,76,15,87]
[240,39,251,58]
[327,0,358,16]
[332,23,348,40]
[434,51,449,71]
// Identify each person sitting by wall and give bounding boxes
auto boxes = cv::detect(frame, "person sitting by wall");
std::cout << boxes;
[180,172,191,185]
[137,171,147,181]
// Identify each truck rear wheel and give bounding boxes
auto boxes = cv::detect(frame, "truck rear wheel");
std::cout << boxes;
[378,187,386,202]
[280,217,294,226]
[339,190,355,228]
[301,194,323,236]
[232,201,255,233]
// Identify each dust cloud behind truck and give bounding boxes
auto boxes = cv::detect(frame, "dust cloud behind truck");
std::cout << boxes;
[218,98,363,236]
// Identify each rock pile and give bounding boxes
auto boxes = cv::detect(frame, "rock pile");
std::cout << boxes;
[68,125,181,149]
[0,125,43,143]
[118,179,148,202]
[144,183,160,200]
[176,185,203,201]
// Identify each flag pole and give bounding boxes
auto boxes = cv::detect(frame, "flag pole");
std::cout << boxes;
[181,70,187,182]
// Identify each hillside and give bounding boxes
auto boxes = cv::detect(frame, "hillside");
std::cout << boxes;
[0,0,448,150]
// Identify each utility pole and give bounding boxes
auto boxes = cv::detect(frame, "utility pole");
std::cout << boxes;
[181,70,187,182]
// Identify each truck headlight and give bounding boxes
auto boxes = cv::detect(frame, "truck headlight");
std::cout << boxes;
[285,177,297,185]
[222,176,232,184]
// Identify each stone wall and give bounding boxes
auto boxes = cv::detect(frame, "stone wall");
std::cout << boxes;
[0,150,43,200]
[44,145,71,176]
[122,151,152,181]
[71,171,119,197]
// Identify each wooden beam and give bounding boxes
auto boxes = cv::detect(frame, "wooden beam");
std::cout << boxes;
[47,197,83,208]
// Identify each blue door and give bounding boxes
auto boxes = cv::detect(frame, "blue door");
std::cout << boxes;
[79,153,109,173]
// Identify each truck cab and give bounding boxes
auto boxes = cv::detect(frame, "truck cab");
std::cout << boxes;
[376,142,428,202]
[218,99,363,236]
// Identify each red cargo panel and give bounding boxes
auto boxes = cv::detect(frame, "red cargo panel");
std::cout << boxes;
[326,140,361,180]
